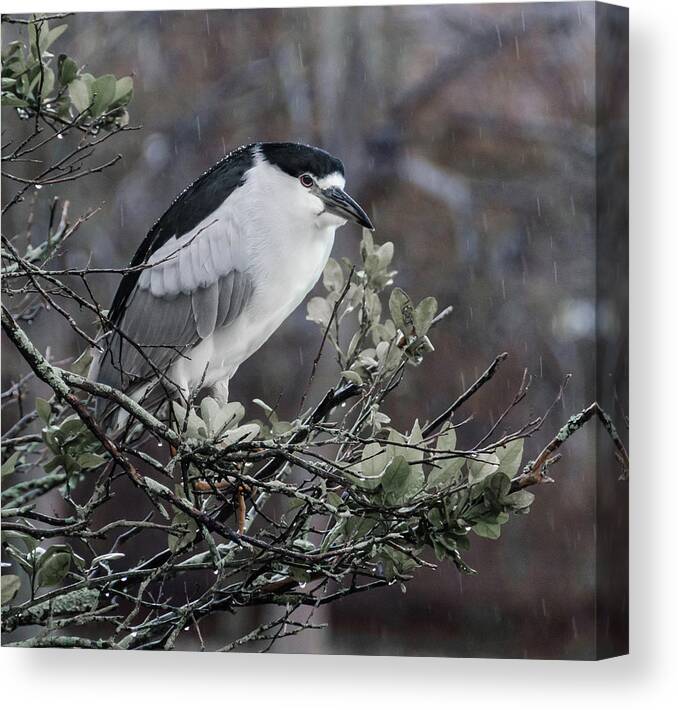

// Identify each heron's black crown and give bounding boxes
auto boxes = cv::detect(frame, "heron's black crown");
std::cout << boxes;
[259,142,344,179]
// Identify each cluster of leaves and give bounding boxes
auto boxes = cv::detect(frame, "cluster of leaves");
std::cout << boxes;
[2,16,133,130]
[41,407,107,478]
[318,424,534,581]
[3,536,80,603]
[170,397,260,447]
[308,233,437,392]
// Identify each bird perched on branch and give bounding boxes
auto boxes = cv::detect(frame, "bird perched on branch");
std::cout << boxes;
[90,142,373,418]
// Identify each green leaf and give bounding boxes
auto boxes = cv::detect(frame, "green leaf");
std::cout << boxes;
[28,19,41,57]
[483,471,512,508]
[1,93,29,108]
[210,400,246,437]
[80,72,96,88]
[1,451,20,477]
[1,575,21,605]
[495,439,525,479]
[468,453,500,485]
[388,288,413,334]
[70,349,93,376]
[375,340,401,374]
[347,442,385,491]
[36,397,51,423]
[344,515,375,540]
[171,402,207,439]
[408,419,424,446]
[340,369,363,386]
[59,416,86,438]
[383,424,424,496]
[286,497,306,513]
[427,458,465,490]
[381,456,410,497]
[57,55,78,86]
[414,296,438,337]
[43,24,68,51]
[112,76,133,106]
[90,74,116,116]
[375,242,394,269]
[68,78,90,113]
[215,423,260,447]
[35,546,72,587]
[360,442,388,485]
[362,288,382,323]
[436,426,457,453]
[322,257,344,293]
[472,521,502,539]
[306,296,332,327]
[403,420,426,492]
[506,489,536,511]
[360,230,375,260]
[77,453,107,470]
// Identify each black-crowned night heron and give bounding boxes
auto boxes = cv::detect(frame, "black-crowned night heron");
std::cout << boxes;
[91,142,373,416]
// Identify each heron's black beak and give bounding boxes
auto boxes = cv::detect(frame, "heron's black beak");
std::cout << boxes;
[320,186,374,231]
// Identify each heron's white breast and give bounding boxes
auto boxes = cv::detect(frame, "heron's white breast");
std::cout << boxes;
[171,156,340,391]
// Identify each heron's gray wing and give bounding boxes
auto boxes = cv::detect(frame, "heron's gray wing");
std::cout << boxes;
[96,216,252,390]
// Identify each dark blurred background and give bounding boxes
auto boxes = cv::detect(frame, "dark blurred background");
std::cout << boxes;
[1,2,628,658]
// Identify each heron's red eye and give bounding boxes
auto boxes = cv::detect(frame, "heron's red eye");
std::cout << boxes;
[299,173,314,188]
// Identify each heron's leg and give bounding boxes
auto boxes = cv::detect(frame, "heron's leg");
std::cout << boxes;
[210,379,230,406]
